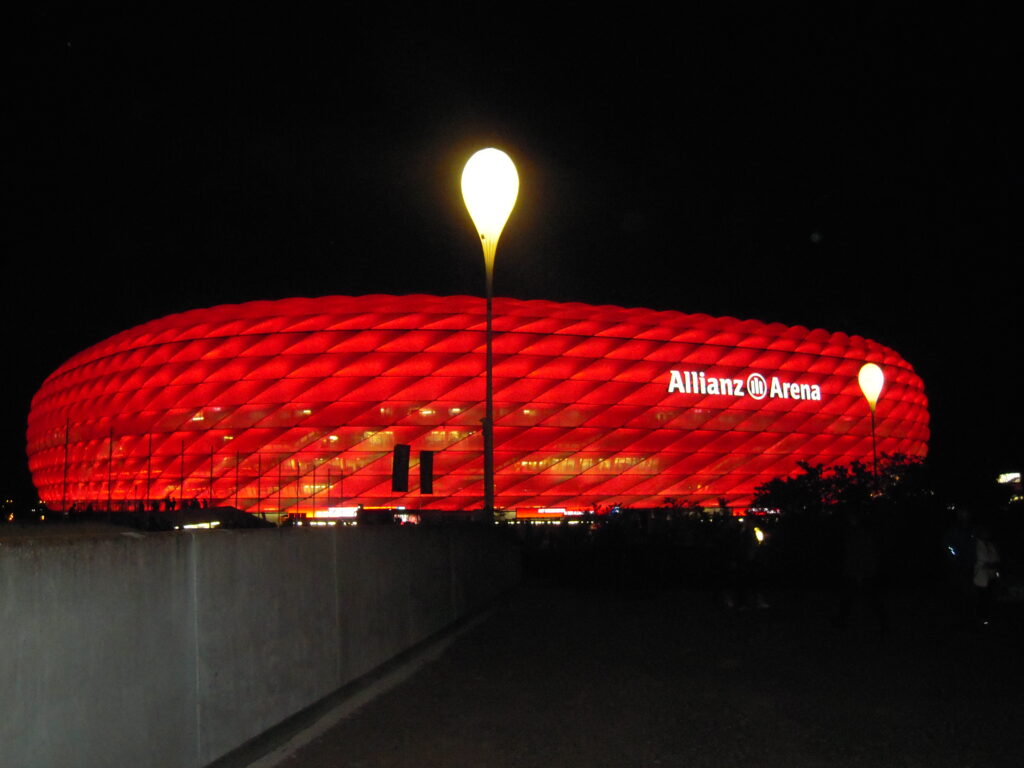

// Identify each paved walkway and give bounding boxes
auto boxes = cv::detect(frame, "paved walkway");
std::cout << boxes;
[247,584,1023,768]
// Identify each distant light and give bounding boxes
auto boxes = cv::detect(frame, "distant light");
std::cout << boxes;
[858,363,884,412]
[754,526,765,544]
[997,472,1020,485]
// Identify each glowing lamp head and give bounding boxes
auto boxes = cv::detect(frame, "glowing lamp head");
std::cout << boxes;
[461,148,519,261]
[858,363,885,412]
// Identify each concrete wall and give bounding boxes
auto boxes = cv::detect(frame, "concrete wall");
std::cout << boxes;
[0,526,519,768]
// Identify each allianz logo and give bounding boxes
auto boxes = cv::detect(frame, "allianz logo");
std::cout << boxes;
[667,370,823,401]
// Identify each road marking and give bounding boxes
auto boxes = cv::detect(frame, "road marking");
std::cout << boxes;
[245,610,492,768]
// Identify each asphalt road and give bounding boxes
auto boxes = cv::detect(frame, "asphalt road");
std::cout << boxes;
[252,583,1022,768]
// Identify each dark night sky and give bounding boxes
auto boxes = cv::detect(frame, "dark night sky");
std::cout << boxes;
[5,8,1021,504]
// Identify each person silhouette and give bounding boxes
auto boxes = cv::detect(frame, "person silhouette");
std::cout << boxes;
[973,522,1001,626]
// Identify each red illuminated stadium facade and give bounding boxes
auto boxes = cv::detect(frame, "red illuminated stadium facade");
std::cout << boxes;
[26,295,929,520]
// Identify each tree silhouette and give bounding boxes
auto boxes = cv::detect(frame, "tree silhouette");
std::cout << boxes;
[753,454,931,517]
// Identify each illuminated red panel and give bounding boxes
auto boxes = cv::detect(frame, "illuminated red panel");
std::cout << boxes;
[26,295,929,516]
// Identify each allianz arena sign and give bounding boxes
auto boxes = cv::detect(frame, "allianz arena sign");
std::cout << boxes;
[26,295,928,517]
[668,370,823,401]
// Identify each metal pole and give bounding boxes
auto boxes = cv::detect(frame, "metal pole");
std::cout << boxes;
[257,451,262,517]
[62,417,70,513]
[870,409,878,487]
[180,441,185,507]
[484,253,494,518]
[106,427,113,513]
[146,432,152,510]
[235,450,240,509]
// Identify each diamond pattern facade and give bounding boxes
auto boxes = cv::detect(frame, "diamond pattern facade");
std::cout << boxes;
[26,295,929,516]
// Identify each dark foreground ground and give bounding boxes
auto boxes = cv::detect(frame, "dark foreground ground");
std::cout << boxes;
[265,581,1023,768]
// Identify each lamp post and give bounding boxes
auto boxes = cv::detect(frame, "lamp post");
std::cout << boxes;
[857,362,885,483]
[461,148,519,518]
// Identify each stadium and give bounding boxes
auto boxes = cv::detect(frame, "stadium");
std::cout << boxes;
[26,295,929,521]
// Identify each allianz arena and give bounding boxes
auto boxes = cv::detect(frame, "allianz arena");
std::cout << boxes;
[26,295,929,519]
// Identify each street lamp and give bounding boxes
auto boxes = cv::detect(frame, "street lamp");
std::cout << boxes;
[858,362,885,482]
[462,148,519,518]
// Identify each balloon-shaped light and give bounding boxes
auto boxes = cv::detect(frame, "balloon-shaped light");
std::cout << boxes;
[858,363,885,412]
[461,148,519,267]
[462,148,519,518]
